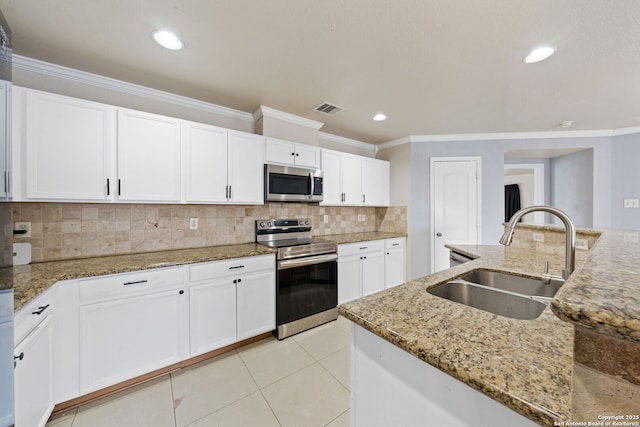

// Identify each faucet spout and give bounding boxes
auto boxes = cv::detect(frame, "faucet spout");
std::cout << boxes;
[500,206,576,280]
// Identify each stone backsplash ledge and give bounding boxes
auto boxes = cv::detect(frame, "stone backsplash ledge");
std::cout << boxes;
[12,202,407,263]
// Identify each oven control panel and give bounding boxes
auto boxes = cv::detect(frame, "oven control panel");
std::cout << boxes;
[256,218,311,230]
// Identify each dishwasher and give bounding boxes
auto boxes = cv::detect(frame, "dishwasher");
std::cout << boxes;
[449,250,474,267]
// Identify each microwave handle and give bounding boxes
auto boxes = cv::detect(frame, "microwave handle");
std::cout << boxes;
[309,172,315,199]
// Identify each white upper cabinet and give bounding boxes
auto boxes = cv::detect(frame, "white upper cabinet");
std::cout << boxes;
[341,153,363,206]
[361,157,390,206]
[184,122,229,203]
[19,88,116,201]
[228,131,265,204]
[320,149,343,205]
[265,137,320,169]
[116,109,182,202]
[321,149,389,207]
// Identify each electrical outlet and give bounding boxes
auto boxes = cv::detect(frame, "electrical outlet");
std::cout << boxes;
[189,217,198,230]
[532,232,544,242]
[361,214,366,221]
[575,238,589,250]
[14,222,31,238]
[357,214,363,222]
[323,214,329,223]
[623,198,640,208]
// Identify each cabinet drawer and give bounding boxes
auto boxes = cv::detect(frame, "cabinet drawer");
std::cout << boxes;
[338,240,385,257]
[14,287,54,345]
[189,255,275,283]
[385,237,406,250]
[79,267,184,304]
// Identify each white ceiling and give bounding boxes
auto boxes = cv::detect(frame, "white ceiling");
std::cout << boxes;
[1,0,640,144]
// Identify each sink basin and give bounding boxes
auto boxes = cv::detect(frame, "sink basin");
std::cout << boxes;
[457,269,560,298]
[428,280,548,320]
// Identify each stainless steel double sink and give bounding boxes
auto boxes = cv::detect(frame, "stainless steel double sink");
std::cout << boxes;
[427,269,561,320]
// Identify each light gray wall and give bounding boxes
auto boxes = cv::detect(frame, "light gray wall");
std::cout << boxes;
[409,140,505,280]
[611,132,640,230]
[550,149,594,227]
[377,143,411,206]
[409,136,614,280]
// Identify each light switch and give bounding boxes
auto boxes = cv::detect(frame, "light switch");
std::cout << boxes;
[623,198,640,208]
[532,232,544,242]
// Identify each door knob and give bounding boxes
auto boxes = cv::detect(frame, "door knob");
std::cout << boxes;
[436,232,442,237]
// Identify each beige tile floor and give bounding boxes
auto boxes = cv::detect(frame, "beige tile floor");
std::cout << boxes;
[46,316,352,427]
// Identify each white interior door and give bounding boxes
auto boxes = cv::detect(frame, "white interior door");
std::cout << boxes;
[431,158,481,272]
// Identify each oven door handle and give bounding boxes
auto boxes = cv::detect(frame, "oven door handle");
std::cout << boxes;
[278,253,338,270]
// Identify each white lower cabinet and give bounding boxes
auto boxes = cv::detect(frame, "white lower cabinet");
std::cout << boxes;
[14,255,276,415]
[188,255,275,357]
[384,237,406,288]
[236,269,276,340]
[339,237,406,303]
[189,279,237,356]
[338,240,385,304]
[78,268,187,394]
[14,316,53,427]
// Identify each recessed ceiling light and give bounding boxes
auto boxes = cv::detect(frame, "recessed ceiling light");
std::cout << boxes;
[373,113,387,122]
[524,46,555,64]
[152,30,184,50]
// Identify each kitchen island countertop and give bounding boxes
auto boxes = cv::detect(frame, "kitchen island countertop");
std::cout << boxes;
[339,226,640,425]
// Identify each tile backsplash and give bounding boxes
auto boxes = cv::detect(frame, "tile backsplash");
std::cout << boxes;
[12,202,407,263]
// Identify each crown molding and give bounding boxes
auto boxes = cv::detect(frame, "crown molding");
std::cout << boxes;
[377,136,411,151]
[254,105,324,130]
[12,55,254,122]
[612,125,640,136]
[378,129,635,148]
[319,132,376,153]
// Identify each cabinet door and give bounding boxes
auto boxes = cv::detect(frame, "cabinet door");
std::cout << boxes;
[362,251,385,296]
[228,131,264,204]
[0,82,8,200]
[14,316,53,427]
[265,138,295,166]
[338,254,361,304]
[189,279,236,357]
[362,158,390,206]
[79,288,186,393]
[117,109,181,202]
[25,90,115,201]
[294,144,320,169]
[320,150,342,205]
[385,248,405,289]
[237,270,276,341]
[184,122,229,203]
[341,154,362,205]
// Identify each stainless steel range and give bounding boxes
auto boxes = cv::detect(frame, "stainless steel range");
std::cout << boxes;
[256,218,338,339]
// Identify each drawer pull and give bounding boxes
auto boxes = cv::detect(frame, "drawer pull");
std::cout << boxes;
[359,247,368,250]
[229,265,245,270]
[31,304,50,315]
[14,352,24,368]
[392,243,400,246]
[123,279,148,286]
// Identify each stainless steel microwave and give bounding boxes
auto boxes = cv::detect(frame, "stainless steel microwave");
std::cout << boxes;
[264,164,323,202]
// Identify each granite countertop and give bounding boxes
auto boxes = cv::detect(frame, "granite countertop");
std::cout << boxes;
[13,243,276,312]
[339,227,640,425]
[339,245,574,426]
[322,231,407,245]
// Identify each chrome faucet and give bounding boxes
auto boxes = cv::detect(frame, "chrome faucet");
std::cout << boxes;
[499,206,576,280]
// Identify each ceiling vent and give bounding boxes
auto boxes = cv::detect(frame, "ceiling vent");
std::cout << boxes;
[313,102,345,116]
